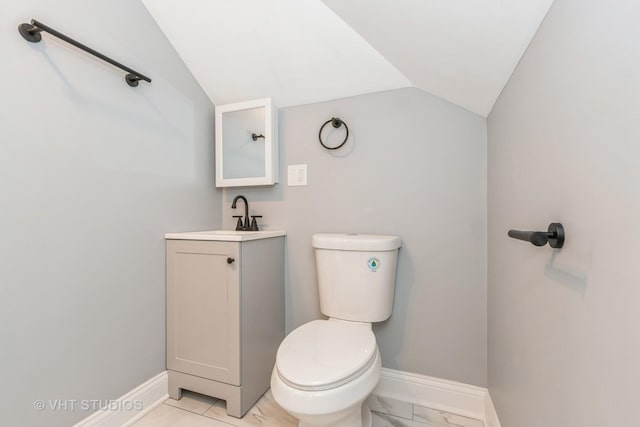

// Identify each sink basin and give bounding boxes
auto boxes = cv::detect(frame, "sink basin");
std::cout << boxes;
[207,230,260,235]
[165,229,286,242]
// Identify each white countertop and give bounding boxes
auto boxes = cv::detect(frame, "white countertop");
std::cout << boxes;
[164,229,286,242]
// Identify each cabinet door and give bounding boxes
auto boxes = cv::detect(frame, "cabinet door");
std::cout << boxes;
[167,240,240,385]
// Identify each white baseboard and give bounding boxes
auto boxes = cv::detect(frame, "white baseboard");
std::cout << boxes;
[72,368,502,427]
[374,368,501,426]
[484,391,502,427]
[73,371,168,427]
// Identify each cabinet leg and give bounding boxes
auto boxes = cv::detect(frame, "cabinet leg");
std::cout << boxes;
[225,396,242,418]
[168,375,182,400]
[166,370,249,417]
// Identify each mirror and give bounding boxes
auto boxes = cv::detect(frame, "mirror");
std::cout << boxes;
[215,98,278,187]
[222,107,265,179]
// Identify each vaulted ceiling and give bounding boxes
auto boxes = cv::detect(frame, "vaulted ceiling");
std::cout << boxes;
[141,0,554,117]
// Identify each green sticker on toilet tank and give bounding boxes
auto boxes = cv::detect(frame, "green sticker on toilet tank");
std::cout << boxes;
[367,257,380,272]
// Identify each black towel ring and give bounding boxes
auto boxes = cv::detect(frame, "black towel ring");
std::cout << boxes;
[319,117,349,150]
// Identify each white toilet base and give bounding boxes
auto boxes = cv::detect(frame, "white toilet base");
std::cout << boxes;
[271,350,381,427]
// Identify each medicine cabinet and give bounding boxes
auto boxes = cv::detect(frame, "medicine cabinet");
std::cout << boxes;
[215,98,278,187]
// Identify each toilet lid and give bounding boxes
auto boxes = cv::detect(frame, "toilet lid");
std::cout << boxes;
[276,320,377,391]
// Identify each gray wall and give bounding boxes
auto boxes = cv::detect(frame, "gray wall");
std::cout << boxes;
[223,88,488,386]
[488,0,640,425]
[0,1,220,426]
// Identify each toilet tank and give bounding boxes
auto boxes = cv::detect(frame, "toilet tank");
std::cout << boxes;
[312,233,401,323]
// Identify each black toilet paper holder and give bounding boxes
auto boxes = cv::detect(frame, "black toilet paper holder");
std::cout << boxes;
[508,223,565,248]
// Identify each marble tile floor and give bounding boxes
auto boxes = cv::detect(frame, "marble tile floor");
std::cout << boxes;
[133,390,485,427]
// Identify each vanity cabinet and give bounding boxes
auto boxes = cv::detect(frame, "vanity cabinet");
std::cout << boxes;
[165,234,285,417]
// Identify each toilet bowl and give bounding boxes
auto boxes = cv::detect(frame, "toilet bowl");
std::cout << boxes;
[271,233,401,427]
[271,319,381,427]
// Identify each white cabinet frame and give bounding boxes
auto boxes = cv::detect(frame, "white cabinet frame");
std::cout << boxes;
[215,98,278,187]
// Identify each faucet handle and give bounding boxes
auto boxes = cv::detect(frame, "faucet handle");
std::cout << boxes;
[249,215,262,231]
[233,215,244,231]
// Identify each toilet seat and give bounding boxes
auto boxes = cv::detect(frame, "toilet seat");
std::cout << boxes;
[275,319,377,392]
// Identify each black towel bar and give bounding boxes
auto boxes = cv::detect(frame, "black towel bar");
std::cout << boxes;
[19,19,151,87]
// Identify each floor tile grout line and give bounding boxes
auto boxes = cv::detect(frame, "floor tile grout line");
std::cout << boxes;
[370,409,417,422]
[161,402,240,427]
[373,411,430,426]
[369,394,485,425]
[410,402,425,423]
[162,400,217,418]
[201,409,243,426]
[197,402,246,426]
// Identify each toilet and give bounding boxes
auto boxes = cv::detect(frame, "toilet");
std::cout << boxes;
[271,233,401,427]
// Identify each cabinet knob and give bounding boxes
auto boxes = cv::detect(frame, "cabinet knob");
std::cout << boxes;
[227,257,235,264]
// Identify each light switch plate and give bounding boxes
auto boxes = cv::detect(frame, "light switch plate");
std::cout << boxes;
[288,164,307,186]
